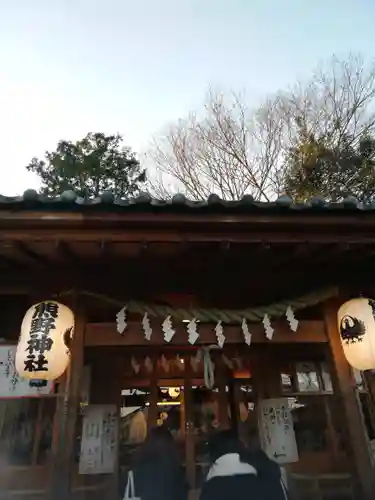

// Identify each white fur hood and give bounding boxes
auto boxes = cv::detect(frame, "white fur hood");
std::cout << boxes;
[206,453,257,481]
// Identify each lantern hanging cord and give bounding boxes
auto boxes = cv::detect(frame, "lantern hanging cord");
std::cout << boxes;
[58,286,338,324]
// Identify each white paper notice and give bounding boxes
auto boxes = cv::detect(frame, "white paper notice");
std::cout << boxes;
[0,345,53,397]
[79,404,118,475]
[258,397,299,465]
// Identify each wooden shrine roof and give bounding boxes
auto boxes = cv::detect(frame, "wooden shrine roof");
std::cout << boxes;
[1,190,375,305]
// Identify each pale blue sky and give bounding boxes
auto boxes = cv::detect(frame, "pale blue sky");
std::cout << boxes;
[1,0,374,195]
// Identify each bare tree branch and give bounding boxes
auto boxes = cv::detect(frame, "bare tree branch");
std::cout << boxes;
[279,53,375,147]
[147,54,375,201]
[147,89,284,201]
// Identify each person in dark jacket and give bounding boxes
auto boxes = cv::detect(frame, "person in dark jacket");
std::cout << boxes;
[122,425,188,500]
[247,448,289,499]
[246,432,289,498]
[200,430,287,500]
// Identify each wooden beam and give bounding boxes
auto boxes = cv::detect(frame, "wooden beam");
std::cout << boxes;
[324,299,375,500]
[0,269,324,302]
[117,376,204,388]
[99,240,113,260]
[0,263,332,284]
[0,210,375,245]
[0,241,30,269]
[15,241,48,266]
[56,241,79,264]
[84,320,327,346]
[4,226,375,243]
[275,243,350,270]
[2,210,375,230]
[268,243,310,271]
[0,253,27,270]
[2,261,375,307]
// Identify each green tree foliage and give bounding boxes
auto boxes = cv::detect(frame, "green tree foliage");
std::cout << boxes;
[26,132,146,197]
[284,124,375,202]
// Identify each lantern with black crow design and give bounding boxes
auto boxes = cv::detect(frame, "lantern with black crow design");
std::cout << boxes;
[338,298,375,371]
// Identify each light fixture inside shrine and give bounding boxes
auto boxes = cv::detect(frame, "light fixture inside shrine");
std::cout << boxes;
[338,298,375,371]
[15,301,75,387]
[168,387,181,398]
[233,369,251,379]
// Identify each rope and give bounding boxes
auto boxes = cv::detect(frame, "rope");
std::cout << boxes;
[58,286,338,324]
[56,287,338,388]
[196,345,219,389]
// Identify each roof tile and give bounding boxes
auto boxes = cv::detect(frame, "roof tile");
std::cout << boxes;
[0,189,370,214]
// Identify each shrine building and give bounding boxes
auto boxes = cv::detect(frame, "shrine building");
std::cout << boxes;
[0,190,375,500]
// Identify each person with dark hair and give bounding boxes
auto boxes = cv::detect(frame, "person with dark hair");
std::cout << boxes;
[200,430,287,500]
[122,426,188,500]
[246,432,289,498]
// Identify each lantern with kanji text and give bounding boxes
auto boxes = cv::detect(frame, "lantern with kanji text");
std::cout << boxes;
[15,301,74,386]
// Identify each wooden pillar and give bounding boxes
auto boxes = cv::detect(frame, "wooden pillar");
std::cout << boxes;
[228,379,239,436]
[48,294,86,500]
[91,356,122,500]
[363,370,375,422]
[31,398,44,464]
[248,346,281,451]
[323,395,340,463]
[217,358,230,429]
[324,299,375,500]
[246,348,265,450]
[147,356,158,429]
[251,346,281,400]
[184,354,196,490]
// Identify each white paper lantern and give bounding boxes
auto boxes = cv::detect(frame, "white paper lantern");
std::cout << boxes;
[337,298,375,371]
[15,301,74,385]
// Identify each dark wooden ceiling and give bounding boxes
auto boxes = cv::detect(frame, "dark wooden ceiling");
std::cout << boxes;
[1,208,375,323]
[0,239,374,304]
